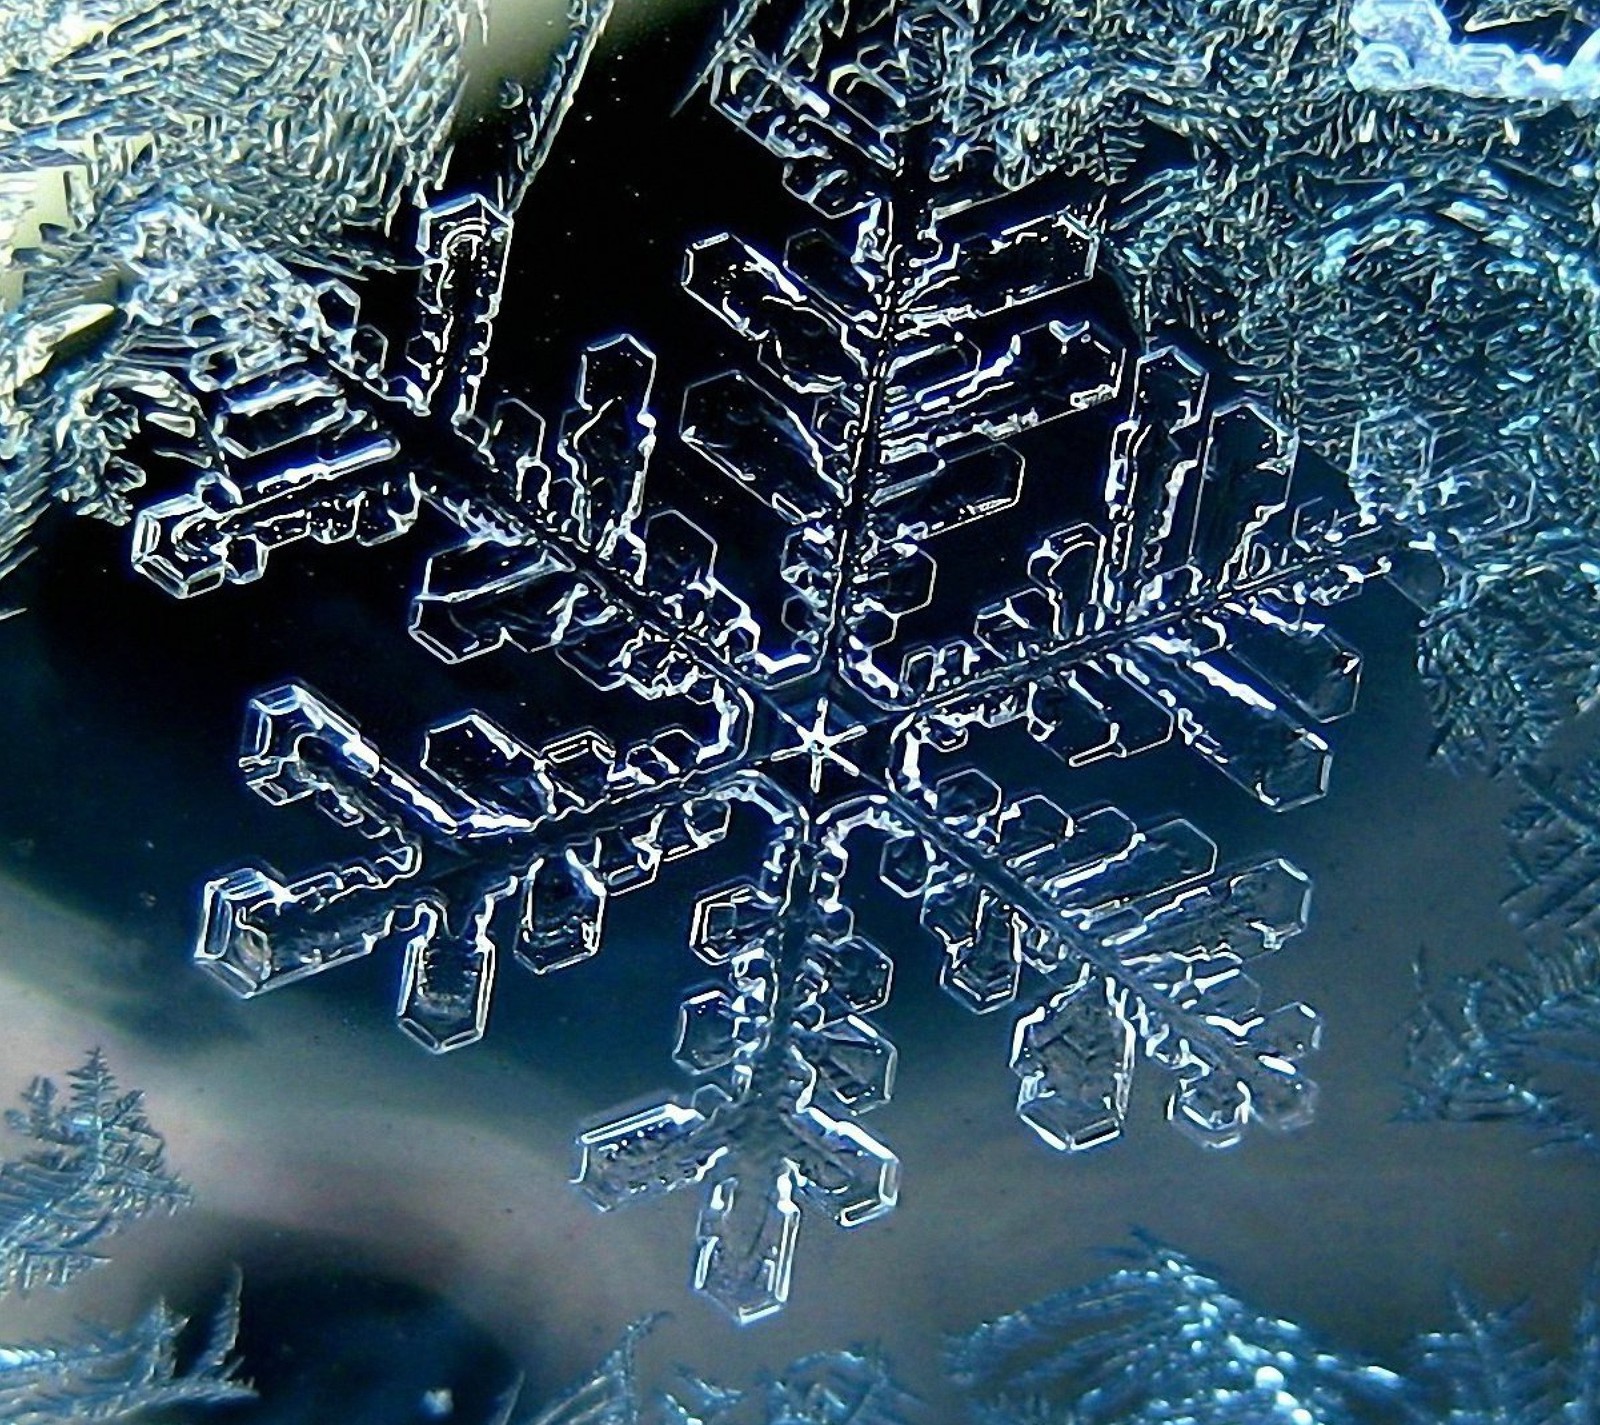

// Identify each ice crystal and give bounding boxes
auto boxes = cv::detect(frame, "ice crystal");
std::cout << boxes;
[661,1350,914,1425]
[1404,942,1600,1151]
[879,0,1600,775]
[496,1320,912,1425]
[0,0,610,586]
[1409,1275,1600,1425]
[947,1240,1405,1425]
[0,1275,252,1424]
[1505,758,1600,944]
[950,1242,1600,1425]
[181,0,1393,1321]
[504,1318,652,1425]
[0,1050,190,1297]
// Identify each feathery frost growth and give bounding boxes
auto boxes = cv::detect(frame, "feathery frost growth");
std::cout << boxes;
[0,1049,190,1296]
[951,1242,1600,1425]
[948,1240,1405,1425]
[0,1275,252,1424]
[169,0,1398,1321]
[1405,942,1600,1151]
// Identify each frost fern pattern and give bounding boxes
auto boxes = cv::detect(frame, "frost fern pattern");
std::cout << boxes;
[0,1049,191,1297]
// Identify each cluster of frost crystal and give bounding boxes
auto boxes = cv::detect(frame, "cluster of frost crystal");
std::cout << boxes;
[508,1319,912,1425]
[153,0,1397,1322]
[949,1240,1405,1425]
[951,1239,1600,1425]
[1406,940,1600,1151]
[0,1052,251,1423]
[0,1049,190,1295]
[0,1278,250,1425]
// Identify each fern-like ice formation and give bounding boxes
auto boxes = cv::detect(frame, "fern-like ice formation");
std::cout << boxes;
[951,1242,1600,1425]
[162,0,1400,1321]
[0,1275,252,1424]
[948,1239,1404,1425]
[1405,942,1600,1151]
[0,0,612,585]
[0,1049,191,1296]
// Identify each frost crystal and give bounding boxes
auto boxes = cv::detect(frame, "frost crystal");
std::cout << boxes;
[1410,1276,1600,1425]
[662,1350,915,1425]
[947,1239,1405,1425]
[177,0,1394,1321]
[1405,942,1600,1151]
[0,1050,191,1296]
[499,1320,912,1425]
[0,1276,252,1424]
[950,1241,1600,1425]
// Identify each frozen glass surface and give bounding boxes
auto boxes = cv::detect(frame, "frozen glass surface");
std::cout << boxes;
[0,0,1595,1419]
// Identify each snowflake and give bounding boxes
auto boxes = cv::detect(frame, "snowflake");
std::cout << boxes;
[48,0,1402,1322]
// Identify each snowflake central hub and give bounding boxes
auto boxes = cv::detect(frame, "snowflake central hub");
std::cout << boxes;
[770,696,870,796]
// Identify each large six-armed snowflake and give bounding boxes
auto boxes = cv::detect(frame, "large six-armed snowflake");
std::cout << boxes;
[27,0,1401,1321]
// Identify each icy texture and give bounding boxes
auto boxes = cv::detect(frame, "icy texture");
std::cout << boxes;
[189,0,1390,1322]
[0,0,610,586]
[0,1276,252,1424]
[1410,1277,1600,1425]
[1505,759,1600,943]
[948,1239,1404,1425]
[951,1242,1600,1425]
[1405,942,1600,1151]
[893,0,1600,777]
[497,1320,912,1425]
[1349,0,1600,102]
[0,1050,190,1296]
[661,1350,914,1425]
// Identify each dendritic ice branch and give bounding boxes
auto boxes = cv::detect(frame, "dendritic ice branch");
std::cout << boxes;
[845,0,1600,777]
[0,1050,190,1297]
[0,1275,253,1425]
[181,0,1396,1322]
[948,1239,1405,1425]
[1404,942,1600,1152]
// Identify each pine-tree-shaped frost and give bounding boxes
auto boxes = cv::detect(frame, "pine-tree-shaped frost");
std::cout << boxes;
[0,1050,191,1296]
